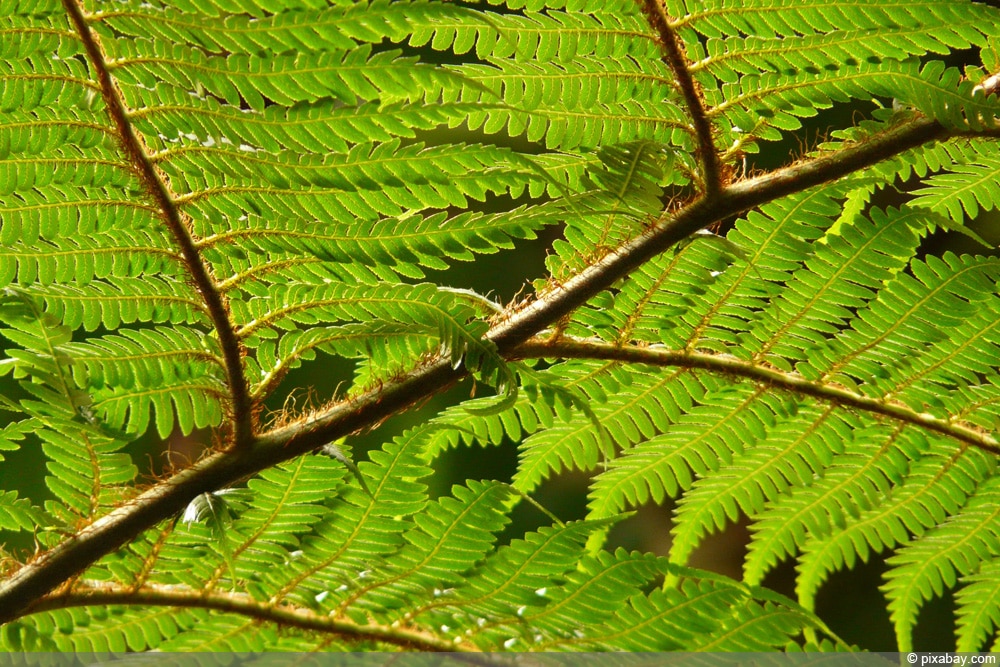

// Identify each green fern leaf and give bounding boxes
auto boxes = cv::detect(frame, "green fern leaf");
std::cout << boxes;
[744,419,899,585]
[261,427,432,608]
[0,490,47,532]
[796,445,995,609]
[0,418,34,461]
[515,361,701,493]
[346,479,513,618]
[4,0,1000,654]
[409,518,613,638]
[587,379,757,519]
[747,205,932,369]
[955,559,1000,652]
[883,476,1000,652]
[670,403,840,566]
[911,143,1000,221]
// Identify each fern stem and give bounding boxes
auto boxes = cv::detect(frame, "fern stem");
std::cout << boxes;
[30,585,472,652]
[638,0,721,194]
[512,337,1000,457]
[61,0,255,447]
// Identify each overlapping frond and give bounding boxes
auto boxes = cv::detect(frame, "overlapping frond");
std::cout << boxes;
[0,423,829,652]
[883,476,1000,651]
[955,559,1000,652]
[3,0,1000,655]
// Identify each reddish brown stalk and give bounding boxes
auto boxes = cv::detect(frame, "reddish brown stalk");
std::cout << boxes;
[61,0,254,446]
[639,0,722,193]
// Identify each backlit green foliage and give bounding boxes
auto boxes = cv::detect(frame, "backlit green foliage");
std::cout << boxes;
[1,0,1000,653]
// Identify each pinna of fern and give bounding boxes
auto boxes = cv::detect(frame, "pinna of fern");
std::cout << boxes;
[1,0,1000,654]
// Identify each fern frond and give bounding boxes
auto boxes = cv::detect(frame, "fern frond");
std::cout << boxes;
[674,182,858,354]
[587,379,761,519]
[0,18,79,63]
[561,581,742,650]
[198,206,555,280]
[0,294,221,516]
[883,476,1000,652]
[0,606,208,652]
[109,41,468,110]
[709,59,999,149]
[415,367,584,464]
[66,327,223,391]
[131,94,489,155]
[457,57,691,151]
[135,613,259,652]
[912,143,1000,221]
[171,456,348,593]
[91,380,226,439]
[543,139,683,281]
[0,189,158,241]
[345,480,513,618]
[798,253,1000,389]
[0,41,97,112]
[853,133,987,185]
[747,205,931,369]
[675,0,1000,144]
[0,231,181,289]
[411,6,654,62]
[260,428,432,608]
[0,110,113,159]
[669,403,840,566]
[0,154,134,196]
[407,519,610,636]
[249,323,431,399]
[236,282,505,387]
[744,419,899,585]
[670,0,999,41]
[0,490,47,532]
[796,444,995,609]
[899,61,1000,132]
[574,236,731,344]
[473,548,666,650]
[955,559,1000,652]
[696,26,990,87]
[0,419,35,462]
[695,600,815,651]
[97,0,465,56]
[169,141,539,220]
[514,361,703,493]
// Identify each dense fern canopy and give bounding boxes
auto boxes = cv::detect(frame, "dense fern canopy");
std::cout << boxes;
[1,0,1000,653]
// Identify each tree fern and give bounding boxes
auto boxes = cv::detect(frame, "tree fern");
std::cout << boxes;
[2,0,1000,654]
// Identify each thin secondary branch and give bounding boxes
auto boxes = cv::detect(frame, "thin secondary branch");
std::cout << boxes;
[640,0,721,193]
[61,0,254,446]
[511,337,1000,457]
[0,88,986,625]
[32,584,469,652]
